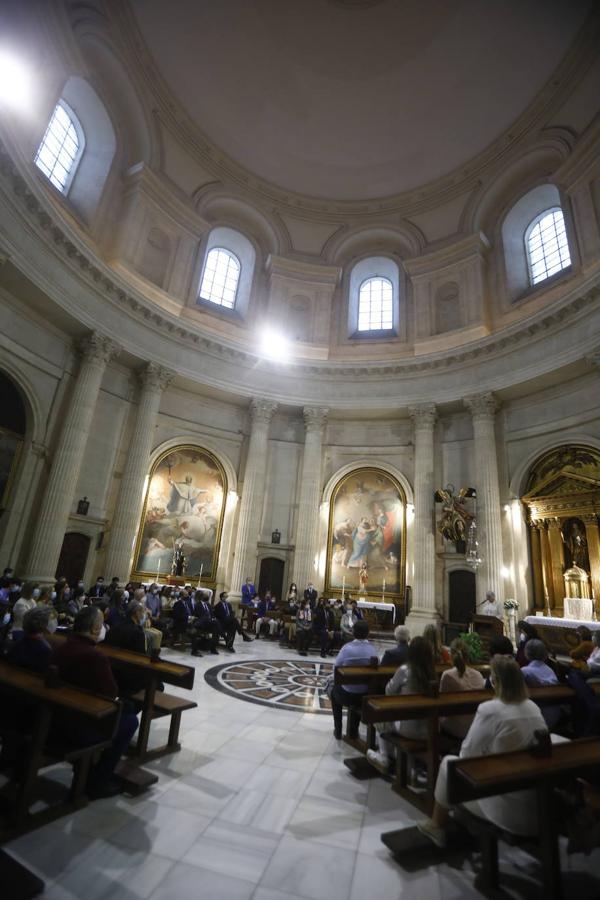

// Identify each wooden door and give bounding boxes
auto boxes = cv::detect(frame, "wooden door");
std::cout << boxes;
[56,532,91,587]
[258,557,285,602]
[448,569,476,624]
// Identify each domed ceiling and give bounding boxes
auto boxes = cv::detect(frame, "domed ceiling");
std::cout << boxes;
[129,0,591,201]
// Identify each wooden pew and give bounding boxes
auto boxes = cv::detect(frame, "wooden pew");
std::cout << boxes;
[360,685,579,813]
[0,660,120,839]
[48,635,197,762]
[446,737,600,900]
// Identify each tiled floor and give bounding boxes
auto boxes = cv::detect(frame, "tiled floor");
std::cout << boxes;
[6,638,600,899]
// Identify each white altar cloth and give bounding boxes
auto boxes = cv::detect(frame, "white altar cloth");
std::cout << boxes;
[525,614,600,632]
[563,597,594,621]
[357,600,396,623]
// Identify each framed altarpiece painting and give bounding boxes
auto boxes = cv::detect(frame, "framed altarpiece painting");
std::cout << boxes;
[132,445,227,583]
[325,467,406,603]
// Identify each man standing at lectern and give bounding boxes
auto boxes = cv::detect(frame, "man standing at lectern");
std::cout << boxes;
[480,590,503,618]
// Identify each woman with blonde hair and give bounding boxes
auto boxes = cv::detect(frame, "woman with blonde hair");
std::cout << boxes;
[423,623,451,665]
[417,656,552,848]
[439,638,485,739]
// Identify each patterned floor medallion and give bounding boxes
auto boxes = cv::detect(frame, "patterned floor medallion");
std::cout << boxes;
[204,659,334,713]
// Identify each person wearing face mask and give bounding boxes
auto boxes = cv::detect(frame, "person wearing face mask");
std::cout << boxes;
[10,582,39,639]
[105,599,148,655]
[6,606,54,673]
[88,576,106,599]
[51,606,139,798]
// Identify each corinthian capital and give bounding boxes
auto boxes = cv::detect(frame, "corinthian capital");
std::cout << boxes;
[250,398,278,426]
[78,331,120,365]
[140,362,176,393]
[585,346,600,371]
[464,392,498,420]
[408,403,437,429]
[303,406,329,433]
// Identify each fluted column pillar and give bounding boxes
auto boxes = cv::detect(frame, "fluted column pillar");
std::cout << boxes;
[104,363,175,582]
[406,403,438,633]
[464,392,504,606]
[293,407,328,591]
[26,332,119,583]
[230,398,278,600]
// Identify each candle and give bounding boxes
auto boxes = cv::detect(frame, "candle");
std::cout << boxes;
[341,575,346,601]
[382,578,386,602]
[197,563,203,589]
[156,559,161,583]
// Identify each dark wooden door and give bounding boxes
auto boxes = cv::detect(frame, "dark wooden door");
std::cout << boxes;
[448,569,476,624]
[258,557,285,602]
[56,532,91,586]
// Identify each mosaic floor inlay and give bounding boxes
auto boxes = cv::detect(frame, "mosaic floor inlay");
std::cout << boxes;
[204,658,334,713]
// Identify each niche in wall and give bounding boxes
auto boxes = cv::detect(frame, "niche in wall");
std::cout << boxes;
[434,282,462,334]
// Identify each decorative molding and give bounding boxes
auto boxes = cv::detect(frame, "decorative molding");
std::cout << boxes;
[303,406,329,433]
[78,331,120,365]
[464,392,498,420]
[250,398,278,426]
[408,403,437,429]
[585,347,600,371]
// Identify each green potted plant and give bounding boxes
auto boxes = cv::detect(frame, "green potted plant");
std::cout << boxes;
[458,630,485,663]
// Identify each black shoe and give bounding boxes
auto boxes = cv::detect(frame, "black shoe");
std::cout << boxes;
[87,778,123,800]
[210,648,219,655]
[242,633,253,642]
[334,729,342,740]
[191,650,203,657]
[299,651,307,656]
[320,651,327,658]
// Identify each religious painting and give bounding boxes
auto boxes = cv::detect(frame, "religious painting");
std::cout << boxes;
[326,467,406,599]
[132,445,227,582]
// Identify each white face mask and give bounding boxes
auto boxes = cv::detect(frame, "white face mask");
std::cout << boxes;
[47,618,58,634]
[519,632,526,642]
[51,591,57,601]
[32,588,41,599]
[123,590,130,601]
[2,611,10,627]
[97,624,106,643]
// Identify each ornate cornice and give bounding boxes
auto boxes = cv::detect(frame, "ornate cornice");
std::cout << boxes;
[139,361,175,393]
[585,347,600,371]
[250,398,278,426]
[408,403,437,429]
[303,406,329,433]
[464,392,498,421]
[106,0,600,221]
[0,135,599,389]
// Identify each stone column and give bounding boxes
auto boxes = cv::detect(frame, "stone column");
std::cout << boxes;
[405,403,438,633]
[584,515,600,617]
[292,407,328,592]
[229,398,277,600]
[539,521,555,610]
[547,518,566,615]
[104,363,175,582]
[464,393,504,607]
[25,332,119,583]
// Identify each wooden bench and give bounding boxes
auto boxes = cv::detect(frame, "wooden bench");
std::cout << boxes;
[48,635,196,762]
[446,737,600,900]
[361,685,580,813]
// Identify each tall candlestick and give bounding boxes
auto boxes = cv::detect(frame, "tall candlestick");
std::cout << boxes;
[341,575,346,602]
[382,578,386,603]
[156,559,161,584]
[197,562,203,590]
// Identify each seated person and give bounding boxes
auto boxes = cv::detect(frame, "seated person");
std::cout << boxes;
[171,589,195,644]
[587,631,600,675]
[515,620,539,667]
[10,582,38,640]
[66,586,87,619]
[283,595,299,646]
[6,607,54,673]
[521,638,563,730]
[330,620,378,740]
[417,656,557,848]
[255,594,278,638]
[105,599,147,655]
[51,606,139,798]
[313,596,335,658]
[296,600,313,656]
[367,636,436,771]
[570,625,594,671]
[191,589,221,656]
[241,578,257,606]
[106,589,126,629]
[439,638,485,740]
[340,603,357,644]
[423,623,451,665]
[484,634,515,688]
[380,625,410,667]
[133,587,162,652]
[213,591,253,650]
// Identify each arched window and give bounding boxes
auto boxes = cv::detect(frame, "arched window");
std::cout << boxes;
[525,207,571,286]
[358,276,393,331]
[34,100,84,194]
[198,247,241,309]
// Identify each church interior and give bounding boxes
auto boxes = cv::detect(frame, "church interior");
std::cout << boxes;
[1,0,600,897]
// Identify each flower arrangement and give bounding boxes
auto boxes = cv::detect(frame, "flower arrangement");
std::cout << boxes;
[504,598,519,611]
[458,631,485,663]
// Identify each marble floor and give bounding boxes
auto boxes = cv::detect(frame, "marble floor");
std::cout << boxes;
[6,637,600,900]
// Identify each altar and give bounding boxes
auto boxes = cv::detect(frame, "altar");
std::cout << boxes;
[526,613,600,658]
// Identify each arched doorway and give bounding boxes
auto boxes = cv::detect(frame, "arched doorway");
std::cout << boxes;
[0,371,26,518]
[56,533,91,586]
[258,557,285,601]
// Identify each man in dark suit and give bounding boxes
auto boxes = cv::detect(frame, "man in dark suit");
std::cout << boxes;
[304,582,318,609]
[380,625,410,667]
[213,591,253,651]
[105,599,147,655]
[171,589,194,645]
[191,589,221,656]
[88,576,106,599]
